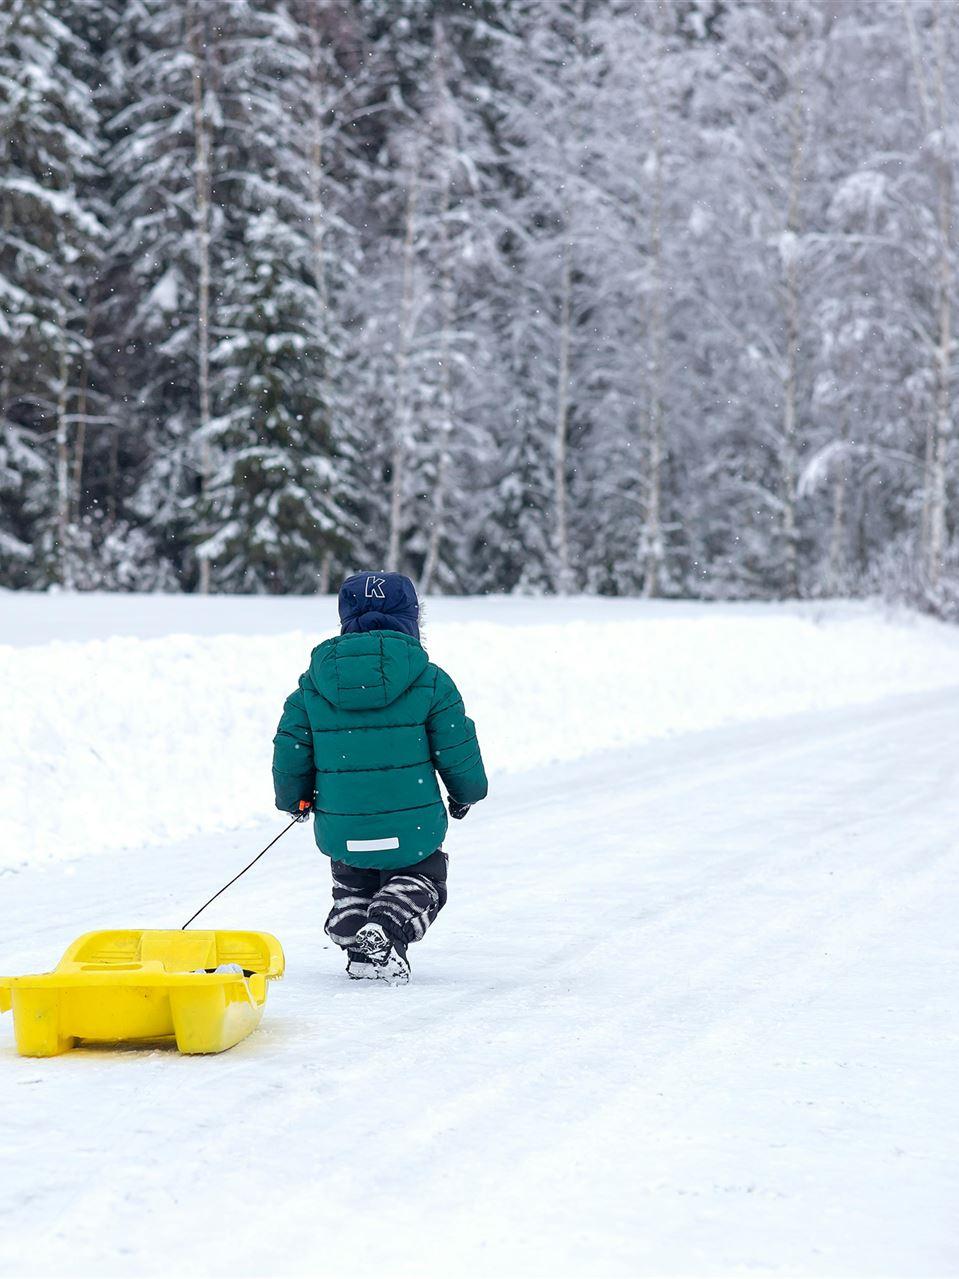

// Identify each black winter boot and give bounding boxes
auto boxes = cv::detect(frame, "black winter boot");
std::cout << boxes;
[353,923,411,985]
[345,948,379,980]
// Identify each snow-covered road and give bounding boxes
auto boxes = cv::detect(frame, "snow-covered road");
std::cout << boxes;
[2,686,957,1277]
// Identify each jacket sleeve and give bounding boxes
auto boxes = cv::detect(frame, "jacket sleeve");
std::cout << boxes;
[426,667,488,806]
[272,685,315,813]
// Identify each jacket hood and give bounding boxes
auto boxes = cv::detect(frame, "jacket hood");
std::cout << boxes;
[338,571,420,640]
[310,630,428,711]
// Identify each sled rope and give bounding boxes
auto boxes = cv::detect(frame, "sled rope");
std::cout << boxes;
[181,816,300,929]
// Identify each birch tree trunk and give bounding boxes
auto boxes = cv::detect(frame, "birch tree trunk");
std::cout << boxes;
[306,6,329,324]
[927,0,952,588]
[642,22,665,599]
[420,20,455,596]
[550,0,590,597]
[306,6,330,595]
[828,417,848,589]
[780,67,805,599]
[54,321,70,585]
[70,305,94,524]
[318,548,332,595]
[189,0,213,595]
[107,427,119,525]
[903,0,952,588]
[387,158,420,573]
[903,0,937,563]
[553,226,573,594]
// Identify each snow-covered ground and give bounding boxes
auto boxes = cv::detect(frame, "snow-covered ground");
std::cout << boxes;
[1,595,958,1277]
[5,594,959,866]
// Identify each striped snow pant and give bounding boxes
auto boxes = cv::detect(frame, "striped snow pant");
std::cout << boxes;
[324,849,448,951]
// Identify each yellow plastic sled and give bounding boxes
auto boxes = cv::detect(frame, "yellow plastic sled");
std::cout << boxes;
[0,929,284,1057]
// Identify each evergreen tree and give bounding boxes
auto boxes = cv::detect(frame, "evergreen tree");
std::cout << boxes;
[102,0,229,587]
[0,0,103,585]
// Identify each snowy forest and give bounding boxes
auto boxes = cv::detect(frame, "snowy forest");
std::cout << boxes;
[2,0,959,607]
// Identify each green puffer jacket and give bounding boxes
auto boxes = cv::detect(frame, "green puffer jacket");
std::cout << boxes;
[272,629,487,869]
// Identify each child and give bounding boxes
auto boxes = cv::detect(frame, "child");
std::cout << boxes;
[272,572,488,984]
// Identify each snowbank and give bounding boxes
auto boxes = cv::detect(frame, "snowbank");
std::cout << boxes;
[2,598,959,867]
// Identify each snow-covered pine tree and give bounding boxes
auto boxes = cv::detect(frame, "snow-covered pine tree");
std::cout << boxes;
[676,0,838,598]
[894,0,959,608]
[473,342,555,594]
[0,0,103,586]
[491,0,617,594]
[101,0,229,589]
[792,1,914,596]
[346,0,507,589]
[410,12,509,594]
[196,0,353,593]
[577,0,706,598]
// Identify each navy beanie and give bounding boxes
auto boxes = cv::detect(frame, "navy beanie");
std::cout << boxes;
[338,572,420,640]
